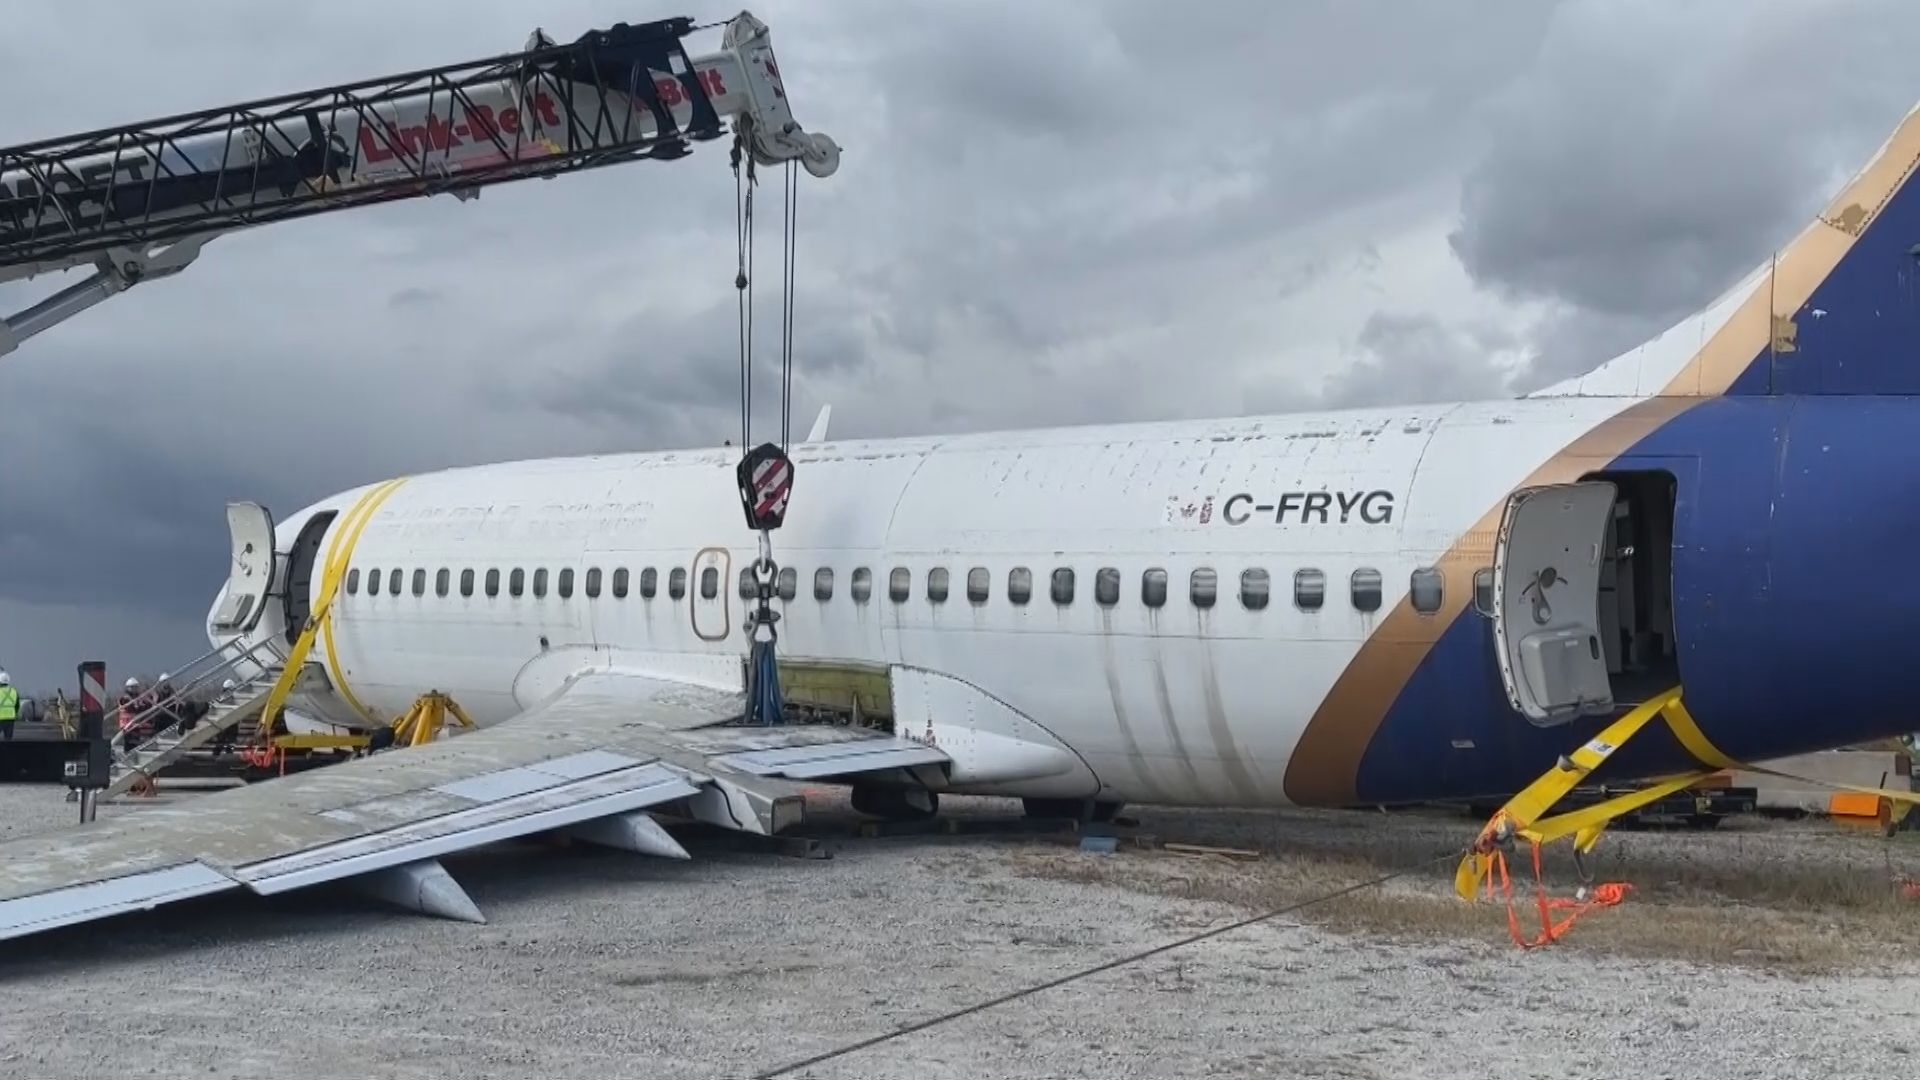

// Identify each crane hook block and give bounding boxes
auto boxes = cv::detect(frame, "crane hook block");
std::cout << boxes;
[737,442,795,531]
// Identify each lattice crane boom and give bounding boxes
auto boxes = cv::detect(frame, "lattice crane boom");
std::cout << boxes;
[0,10,840,355]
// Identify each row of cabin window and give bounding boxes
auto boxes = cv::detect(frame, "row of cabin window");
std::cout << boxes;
[344,563,1452,615]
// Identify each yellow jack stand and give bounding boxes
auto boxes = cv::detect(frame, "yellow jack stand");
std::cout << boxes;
[389,691,476,748]
[1456,688,1716,901]
[1457,686,1920,902]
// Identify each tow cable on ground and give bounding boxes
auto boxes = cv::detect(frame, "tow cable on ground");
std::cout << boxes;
[750,850,1460,1080]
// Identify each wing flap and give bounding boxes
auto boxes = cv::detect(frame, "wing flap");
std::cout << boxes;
[717,740,948,780]
[0,861,239,942]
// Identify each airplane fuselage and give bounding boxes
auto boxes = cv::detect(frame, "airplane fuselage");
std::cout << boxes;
[214,390,1920,809]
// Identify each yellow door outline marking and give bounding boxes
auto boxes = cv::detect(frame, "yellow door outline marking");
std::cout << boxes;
[260,477,408,731]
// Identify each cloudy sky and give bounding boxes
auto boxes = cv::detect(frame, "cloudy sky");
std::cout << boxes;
[3,0,1919,692]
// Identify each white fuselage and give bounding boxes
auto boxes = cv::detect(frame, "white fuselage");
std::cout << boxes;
[219,395,1640,808]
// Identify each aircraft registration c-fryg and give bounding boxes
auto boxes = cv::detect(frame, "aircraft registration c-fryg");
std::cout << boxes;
[10,92,1920,946]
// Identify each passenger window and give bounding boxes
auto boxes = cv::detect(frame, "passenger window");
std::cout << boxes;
[460,569,474,597]
[1191,568,1218,609]
[1095,567,1120,607]
[927,567,949,603]
[889,567,910,602]
[669,567,687,600]
[739,567,757,600]
[967,567,990,603]
[814,567,834,601]
[388,568,402,596]
[368,567,380,596]
[585,568,602,598]
[510,569,525,597]
[412,569,426,597]
[1142,568,1167,607]
[701,567,718,600]
[347,568,361,595]
[486,569,500,597]
[1008,567,1032,605]
[1294,568,1325,611]
[851,567,873,603]
[1411,567,1443,614]
[435,568,449,598]
[618,568,636,599]
[778,567,797,601]
[533,568,549,598]
[1051,568,1075,605]
[1472,567,1494,617]
[1351,567,1383,613]
[1240,568,1270,611]
[558,568,574,599]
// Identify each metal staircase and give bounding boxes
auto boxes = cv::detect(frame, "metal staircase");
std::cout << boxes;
[103,636,289,800]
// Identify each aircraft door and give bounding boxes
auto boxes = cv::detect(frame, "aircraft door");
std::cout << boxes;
[210,501,275,633]
[690,547,731,642]
[1493,481,1617,725]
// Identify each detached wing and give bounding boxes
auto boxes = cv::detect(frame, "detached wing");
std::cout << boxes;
[0,671,946,944]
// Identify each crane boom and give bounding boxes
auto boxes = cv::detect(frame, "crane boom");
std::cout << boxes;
[0,10,839,356]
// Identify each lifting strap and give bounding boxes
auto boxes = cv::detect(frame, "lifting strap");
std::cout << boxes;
[1482,839,1633,949]
[257,478,408,736]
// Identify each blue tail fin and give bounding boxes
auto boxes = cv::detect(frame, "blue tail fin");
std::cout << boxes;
[1531,100,1920,400]
[1731,101,1920,396]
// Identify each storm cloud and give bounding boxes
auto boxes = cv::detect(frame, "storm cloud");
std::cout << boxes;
[2,0,1916,690]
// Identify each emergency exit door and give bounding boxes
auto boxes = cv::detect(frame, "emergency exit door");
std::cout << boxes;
[1493,481,1617,725]
[690,547,731,642]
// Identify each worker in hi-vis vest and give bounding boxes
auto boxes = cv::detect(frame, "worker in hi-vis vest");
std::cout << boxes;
[0,672,18,741]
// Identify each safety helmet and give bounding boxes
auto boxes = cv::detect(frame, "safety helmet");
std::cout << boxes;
[221,679,236,691]
[159,672,170,682]
[0,672,10,686]
[125,677,140,689]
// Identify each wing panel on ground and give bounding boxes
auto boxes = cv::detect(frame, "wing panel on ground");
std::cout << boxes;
[239,764,700,894]
[0,668,948,945]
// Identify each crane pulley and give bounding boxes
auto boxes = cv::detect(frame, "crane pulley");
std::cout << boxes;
[0,10,840,356]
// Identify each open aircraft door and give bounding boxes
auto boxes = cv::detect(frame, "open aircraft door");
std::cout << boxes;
[209,501,275,633]
[1493,481,1617,725]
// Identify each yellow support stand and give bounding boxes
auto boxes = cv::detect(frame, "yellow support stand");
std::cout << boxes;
[1456,688,1714,900]
[389,691,476,748]
[272,733,372,752]
[1458,686,1920,902]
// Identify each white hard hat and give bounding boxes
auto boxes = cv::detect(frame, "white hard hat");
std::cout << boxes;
[159,672,170,682]
[0,672,10,686]
[125,677,139,688]
[221,679,236,691]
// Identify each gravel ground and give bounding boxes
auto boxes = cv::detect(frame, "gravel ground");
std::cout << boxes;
[1,783,1917,1080]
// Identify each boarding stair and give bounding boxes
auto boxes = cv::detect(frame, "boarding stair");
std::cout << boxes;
[102,636,289,799]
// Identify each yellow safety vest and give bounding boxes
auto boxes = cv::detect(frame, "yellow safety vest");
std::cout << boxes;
[0,686,18,721]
